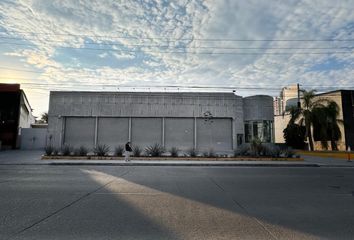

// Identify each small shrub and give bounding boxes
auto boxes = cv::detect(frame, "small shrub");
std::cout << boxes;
[170,147,179,157]
[208,148,216,158]
[61,144,73,156]
[281,147,295,158]
[145,143,165,157]
[44,145,54,156]
[52,148,59,156]
[133,145,142,157]
[263,144,281,158]
[202,151,209,157]
[234,144,250,157]
[94,144,110,156]
[74,146,88,156]
[187,148,198,157]
[250,138,263,157]
[114,145,124,157]
[202,148,216,158]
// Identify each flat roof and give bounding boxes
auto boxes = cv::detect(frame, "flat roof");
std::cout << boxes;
[50,91,242,97]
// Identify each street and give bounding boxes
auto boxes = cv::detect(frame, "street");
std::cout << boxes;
[0,163,354,239]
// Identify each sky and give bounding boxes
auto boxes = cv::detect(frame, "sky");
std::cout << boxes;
[1,0,354,117]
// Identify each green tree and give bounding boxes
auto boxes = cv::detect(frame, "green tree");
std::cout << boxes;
[312,102,343,150]
[283,123,306,149]
[288,90,326,151]
[325,101,343,151]
[287,90,342,151]
[39,112,48,123]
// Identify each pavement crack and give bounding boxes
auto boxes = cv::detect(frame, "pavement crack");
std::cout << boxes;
[11,170,130,239]
[209,177,279,240]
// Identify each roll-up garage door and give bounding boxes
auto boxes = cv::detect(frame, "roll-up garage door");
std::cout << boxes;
[131,118,162,148]
[64,117,95,148]
[197,118,232,151]
[97,118,129,149]
[165,118,194,150]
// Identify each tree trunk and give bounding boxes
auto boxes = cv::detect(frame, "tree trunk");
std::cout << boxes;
[305,116,314,151]
[330,132,338,151]
[308,128,314,151]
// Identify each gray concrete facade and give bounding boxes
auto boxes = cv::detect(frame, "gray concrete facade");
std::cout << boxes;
[48,92,273,153]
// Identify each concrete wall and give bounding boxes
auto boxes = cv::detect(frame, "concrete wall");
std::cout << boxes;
[243,95,274,121]
[274,114,291,143]
[20,128,47,150]
[48,91,273,152]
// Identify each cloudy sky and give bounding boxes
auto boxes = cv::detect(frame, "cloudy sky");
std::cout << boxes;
[1,0,354,117]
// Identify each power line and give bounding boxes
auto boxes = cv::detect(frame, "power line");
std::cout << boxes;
[2,30,354,42]
[2,78,353,92]
[1,36,354,50]
[1,42,353,55]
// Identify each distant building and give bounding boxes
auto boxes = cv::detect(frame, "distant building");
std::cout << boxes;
[273,84,299,116]
[48,91,274,154]
[0,84,35,149]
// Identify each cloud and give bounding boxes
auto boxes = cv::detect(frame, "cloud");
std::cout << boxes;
[1,0,354,116]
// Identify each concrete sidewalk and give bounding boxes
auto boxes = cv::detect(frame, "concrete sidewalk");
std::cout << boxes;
[46,159,319,167]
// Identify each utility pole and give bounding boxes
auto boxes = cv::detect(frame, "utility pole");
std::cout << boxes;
[297,83,301,109]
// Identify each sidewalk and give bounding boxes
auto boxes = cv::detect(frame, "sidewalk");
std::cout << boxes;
[1,150,354,167]
[47,159,318,167]
[302,155,354,167]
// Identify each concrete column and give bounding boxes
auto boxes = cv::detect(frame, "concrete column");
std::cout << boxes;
[162,117,165,147]
[128,117,132,141]
[194,117,197,149]
[232,117,236,150]
[94,117,98,147]
[60,117,65,148]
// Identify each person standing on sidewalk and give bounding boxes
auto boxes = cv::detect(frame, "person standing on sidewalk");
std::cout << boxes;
[125,142,132,162]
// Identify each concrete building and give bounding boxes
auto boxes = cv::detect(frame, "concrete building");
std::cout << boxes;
[312,90,354,151]
[47,91,274,154]
[0,84,35,149]
[273,84,299,115]
[274,89,354,150]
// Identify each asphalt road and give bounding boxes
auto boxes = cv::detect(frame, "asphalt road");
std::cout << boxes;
[0,165,354,240]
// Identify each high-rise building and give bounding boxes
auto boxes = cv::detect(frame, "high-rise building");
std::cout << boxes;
[274,84,298,115]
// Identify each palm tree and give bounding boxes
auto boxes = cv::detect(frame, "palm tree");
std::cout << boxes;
[286,105,300,125]
[324,101,343,151]
[288,90,326,151]
[287,90,342,151]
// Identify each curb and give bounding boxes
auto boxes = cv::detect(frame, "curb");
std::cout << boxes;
[47,162,320,167]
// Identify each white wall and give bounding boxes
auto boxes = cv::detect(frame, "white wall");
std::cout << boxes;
[20,128,47,150]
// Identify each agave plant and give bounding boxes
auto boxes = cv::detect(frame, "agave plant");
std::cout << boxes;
[207,148,216,158]
[133,145,142,157]
[52,148,59,156]
[114,145,124,157]
[187,148,198,157]
[74,146,88,156]
[234,144,250,157]
[61,144,73,156]
[94,144,110,156]
[145,143,165,157]
[44,145,54,156]
[169,147,179,157]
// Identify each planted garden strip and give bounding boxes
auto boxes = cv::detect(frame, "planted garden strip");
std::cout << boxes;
[41,155,303,161]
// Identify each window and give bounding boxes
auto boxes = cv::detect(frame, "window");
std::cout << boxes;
[245,122,252,143]
[245,120,273,143]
